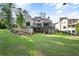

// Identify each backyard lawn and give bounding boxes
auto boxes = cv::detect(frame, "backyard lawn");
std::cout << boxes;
[0,29,79,56]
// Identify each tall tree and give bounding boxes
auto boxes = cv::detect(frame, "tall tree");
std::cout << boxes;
[0,3,8,28]
[1,3,15,29]
[16,8,25,28]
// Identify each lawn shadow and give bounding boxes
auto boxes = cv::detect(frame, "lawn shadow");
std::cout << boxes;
[41,34,79,56]
[0,33,43,56]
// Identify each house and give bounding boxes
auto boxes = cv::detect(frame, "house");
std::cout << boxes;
[67,18,79,34]
[60,17,68,32]
[12,8,55,34]
[55,17,79,34]
[26,16,55,34]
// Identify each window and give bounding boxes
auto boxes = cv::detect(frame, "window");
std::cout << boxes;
[63,26,66,29]
[69,21,71,24]
[72,30,75,33]
[72,25,75,28]
[73,20,75,23]
[36,23,42,27]
[44,23,48,27]
[37,20,40,22]
[26,22,30,26]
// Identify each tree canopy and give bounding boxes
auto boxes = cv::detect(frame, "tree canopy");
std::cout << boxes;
[1,3,15,29]
[16,8,25,28]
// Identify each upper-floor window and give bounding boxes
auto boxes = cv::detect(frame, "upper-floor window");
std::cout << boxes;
[44,23,48,27]
[62,22,65,24]
[73,20,75,23]
[37,20,40,22]
[69,21,71,24]
[72,25,75,28]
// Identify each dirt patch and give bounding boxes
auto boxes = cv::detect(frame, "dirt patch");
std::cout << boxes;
[11,28,32,35]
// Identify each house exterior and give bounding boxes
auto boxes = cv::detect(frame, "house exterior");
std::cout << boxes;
[26,16,55,34]
[55,17,79,34]
[67,18,79,34]
[12,8,55,34]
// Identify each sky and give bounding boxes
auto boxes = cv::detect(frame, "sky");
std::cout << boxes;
[16,3,79,23]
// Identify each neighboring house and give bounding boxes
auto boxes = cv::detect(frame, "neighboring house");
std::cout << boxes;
[68,18,79,34]
[26,16,55,34]
[55,17,79,34]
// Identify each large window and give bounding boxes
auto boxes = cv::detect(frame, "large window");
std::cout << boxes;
[44,23,48,27]
[26,22,30,26]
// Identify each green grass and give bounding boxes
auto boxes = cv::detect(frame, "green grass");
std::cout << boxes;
[54,32,69,36]
[0,29,79,56]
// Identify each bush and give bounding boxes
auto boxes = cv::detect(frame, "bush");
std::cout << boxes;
[0,19,7,29]
[0,23,6,29]
[76,23,79,33]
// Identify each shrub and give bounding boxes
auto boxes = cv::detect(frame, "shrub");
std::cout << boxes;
[76,23,79,34]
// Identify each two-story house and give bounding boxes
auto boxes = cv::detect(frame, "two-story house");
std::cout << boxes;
[68,19,79,34]
[55,17,79,34]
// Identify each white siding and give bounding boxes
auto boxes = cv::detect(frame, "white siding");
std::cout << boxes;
[60,19,68,31]
[55,22,60,30]
[68,28,76,34]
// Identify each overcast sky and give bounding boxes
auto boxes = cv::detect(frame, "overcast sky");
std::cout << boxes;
[16,3,79,23]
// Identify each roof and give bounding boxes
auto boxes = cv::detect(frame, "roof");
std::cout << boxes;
[60,17,79,21]
[32,16,48,20]
[68,19,79,20]
[54,22,59,24]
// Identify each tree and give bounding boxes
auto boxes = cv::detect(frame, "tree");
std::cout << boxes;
[1,3,15,29]
[0,3,8,28]
[16,8,25,28]
[76,23,79,34]
[0,19,7,29]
